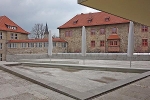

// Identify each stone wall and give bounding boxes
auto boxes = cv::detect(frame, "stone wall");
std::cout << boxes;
[7,42,67,54]
[0,30,28,61]
[0,31,7,61]
[59,23,150,53]
[6,32,28,40]
[6,53,150,62]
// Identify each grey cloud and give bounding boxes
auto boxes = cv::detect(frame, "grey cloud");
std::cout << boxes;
[0,0,98,36]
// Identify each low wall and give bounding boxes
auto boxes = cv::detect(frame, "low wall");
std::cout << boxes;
[6,53,150,62]
[6,53,48,62]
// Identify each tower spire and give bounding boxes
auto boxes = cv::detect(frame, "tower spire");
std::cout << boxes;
[45,23,49,34]
[44,23,49,38]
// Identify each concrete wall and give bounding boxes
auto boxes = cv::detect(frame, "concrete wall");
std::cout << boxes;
[6,53,150,62]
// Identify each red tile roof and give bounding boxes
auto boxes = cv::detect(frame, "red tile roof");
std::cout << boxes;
[8,38,67,43]
[0,16,29,34]
[58,12,129,29]
[107,34,120,40]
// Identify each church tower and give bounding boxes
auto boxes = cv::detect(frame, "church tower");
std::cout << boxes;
[44,23,49,38]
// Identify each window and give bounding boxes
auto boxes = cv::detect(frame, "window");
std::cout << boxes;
[35,43,42,47]
[112,27,117,34]
[141,25,148,32]
[0,32,2,39]
[87,18,93,23]
[13,43,17,48]
[62,43,67,48]
[73,19,78,24]
[28,43,34,47]
[35,43,38,47]
[53,42,56,47]
[11,33,14,39]
[91,41,95,47]
[44,42,48,47]
[11,33,17,39]
[110,41,113,46]
[0,43,2,49]
[114,41,118,45]
[14,34,17,39]
[142,39,148,46]
[8,43,17,48]
[7,25,17,30]
[21,43,26,48]
[65,31,72,37]
[105,17,110,22]
[109,41,118,46]
[100,28,105,34]
[39,43,42,47]
[100,41,105,47]
[91,29,95,35]
[0,54,2,61]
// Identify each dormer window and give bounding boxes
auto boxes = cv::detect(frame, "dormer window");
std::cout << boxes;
[87,18,93,23]
[105,17,110,22]
[5,24,17,30]
[73,19,78,24]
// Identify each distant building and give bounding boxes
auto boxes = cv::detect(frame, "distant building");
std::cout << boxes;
[0,16,67,61]
[58,12,150,53]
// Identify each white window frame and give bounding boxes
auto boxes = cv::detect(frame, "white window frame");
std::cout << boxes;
[12,43,17,48]
[28,43,34,47]
[21,43,26,48]
[39,42,42,47]
[8,43,17,48]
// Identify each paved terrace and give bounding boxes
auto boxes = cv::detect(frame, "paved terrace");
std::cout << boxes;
[0,60,150,100]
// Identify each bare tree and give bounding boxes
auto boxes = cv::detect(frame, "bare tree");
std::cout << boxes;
[31,23,45,39]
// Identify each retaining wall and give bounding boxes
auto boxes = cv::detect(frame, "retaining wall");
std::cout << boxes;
[6,53,150,62]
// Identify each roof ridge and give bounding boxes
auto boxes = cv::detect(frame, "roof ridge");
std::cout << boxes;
[5,16,28,33]
[58,11,130,29]
[0,15,29,34]
[78,11,101,15]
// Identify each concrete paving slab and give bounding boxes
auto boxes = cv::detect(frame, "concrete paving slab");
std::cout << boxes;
[0,69,75,100]
[0,60,150,100]
[0,93,41,100]
[92,77,150,100]
[0,85,18,98]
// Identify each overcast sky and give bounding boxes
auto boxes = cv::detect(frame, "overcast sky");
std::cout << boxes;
[0,0,99,36]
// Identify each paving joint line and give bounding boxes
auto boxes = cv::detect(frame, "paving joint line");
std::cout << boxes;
[0,63,150,100]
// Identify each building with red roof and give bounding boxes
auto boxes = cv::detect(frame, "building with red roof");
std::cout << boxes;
[0,16,67,61]
[58,12,150,53]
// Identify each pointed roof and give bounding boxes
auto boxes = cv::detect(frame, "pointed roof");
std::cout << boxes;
[0,16,29,34]
[58,12,129,29]
[44,23,49,34]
